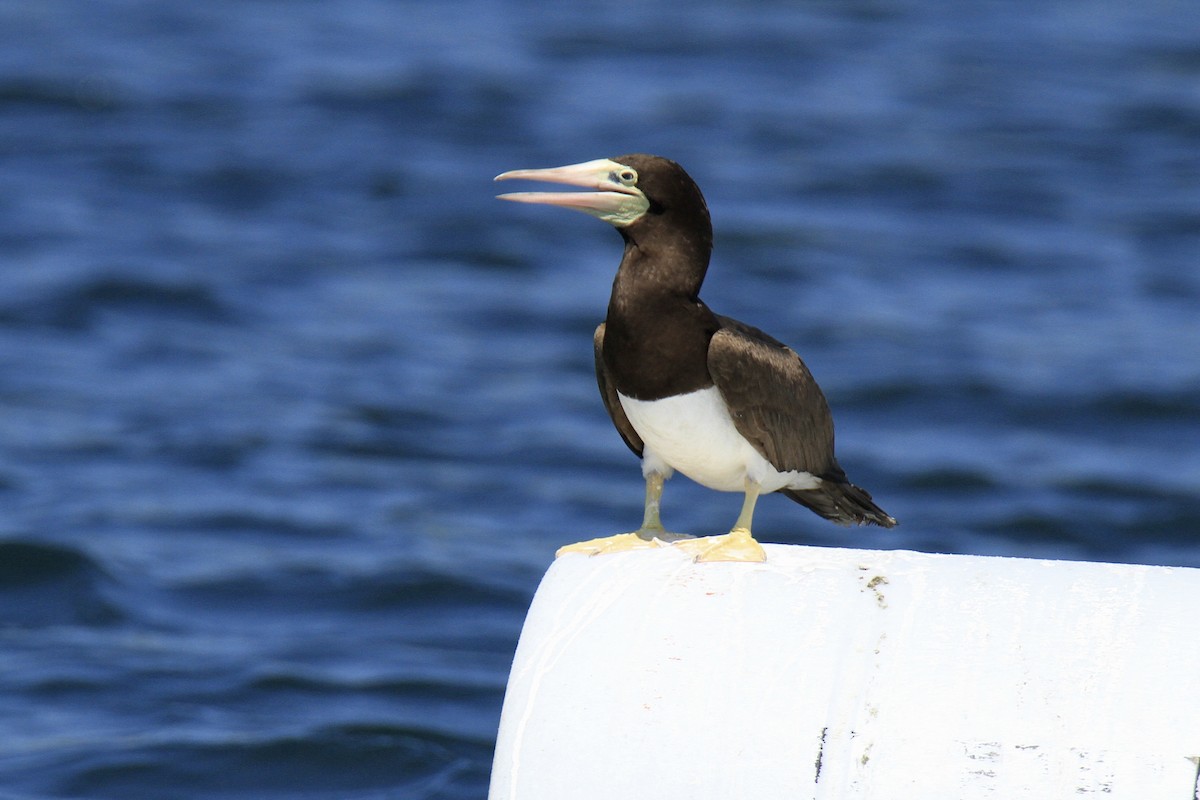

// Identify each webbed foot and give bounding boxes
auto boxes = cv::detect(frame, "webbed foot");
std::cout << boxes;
[555,527,693,558]
[672,527,766,563]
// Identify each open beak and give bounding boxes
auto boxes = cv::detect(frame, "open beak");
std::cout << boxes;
[494,158,649,227]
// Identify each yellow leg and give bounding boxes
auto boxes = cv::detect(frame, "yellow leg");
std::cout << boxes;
[731,479,761,534]
[673,481,767,563]
[638,471,667,534]
[556,472,692,558]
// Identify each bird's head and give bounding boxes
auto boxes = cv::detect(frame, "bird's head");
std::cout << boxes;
[495,154,710,241]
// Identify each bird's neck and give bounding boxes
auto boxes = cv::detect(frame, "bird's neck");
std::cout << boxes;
[602,230,719,400]
[615,223,711,298]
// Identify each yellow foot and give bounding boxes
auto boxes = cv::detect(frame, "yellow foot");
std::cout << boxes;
[672,528,767,563]
[555,528,694,558]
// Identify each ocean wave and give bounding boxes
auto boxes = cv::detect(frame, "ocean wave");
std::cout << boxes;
[0,540,124,629]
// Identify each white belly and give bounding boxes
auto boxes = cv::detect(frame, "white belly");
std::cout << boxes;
[617,387,821,493]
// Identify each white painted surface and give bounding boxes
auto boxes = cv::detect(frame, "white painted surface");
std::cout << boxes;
[489,545,1200,800]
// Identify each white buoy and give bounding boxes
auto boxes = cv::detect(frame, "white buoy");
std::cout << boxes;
[489,544,1200,799]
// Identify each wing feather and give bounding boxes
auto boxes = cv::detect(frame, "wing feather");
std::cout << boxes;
[594,323,643,457]
[707,316,837,477]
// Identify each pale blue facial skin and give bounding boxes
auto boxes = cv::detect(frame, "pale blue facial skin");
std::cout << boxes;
[495,158,650,227]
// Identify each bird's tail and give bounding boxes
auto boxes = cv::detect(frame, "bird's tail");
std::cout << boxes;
[782,481,897,528]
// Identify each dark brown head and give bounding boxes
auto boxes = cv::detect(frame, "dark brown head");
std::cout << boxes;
[495,154,712,249]
[495,154,715,296]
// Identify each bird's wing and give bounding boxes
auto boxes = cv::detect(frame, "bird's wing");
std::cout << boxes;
[707,316,837,476]
[594,323,644,457]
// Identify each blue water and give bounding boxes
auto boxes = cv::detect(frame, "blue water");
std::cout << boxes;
[1,1,1197,797]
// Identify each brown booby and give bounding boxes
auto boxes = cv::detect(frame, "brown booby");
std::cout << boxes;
[495,155,896,562]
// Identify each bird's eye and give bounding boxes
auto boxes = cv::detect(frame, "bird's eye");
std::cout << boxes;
[616,169,637,186]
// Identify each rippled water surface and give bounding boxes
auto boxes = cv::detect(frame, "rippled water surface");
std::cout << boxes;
[1,1,1198,797]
